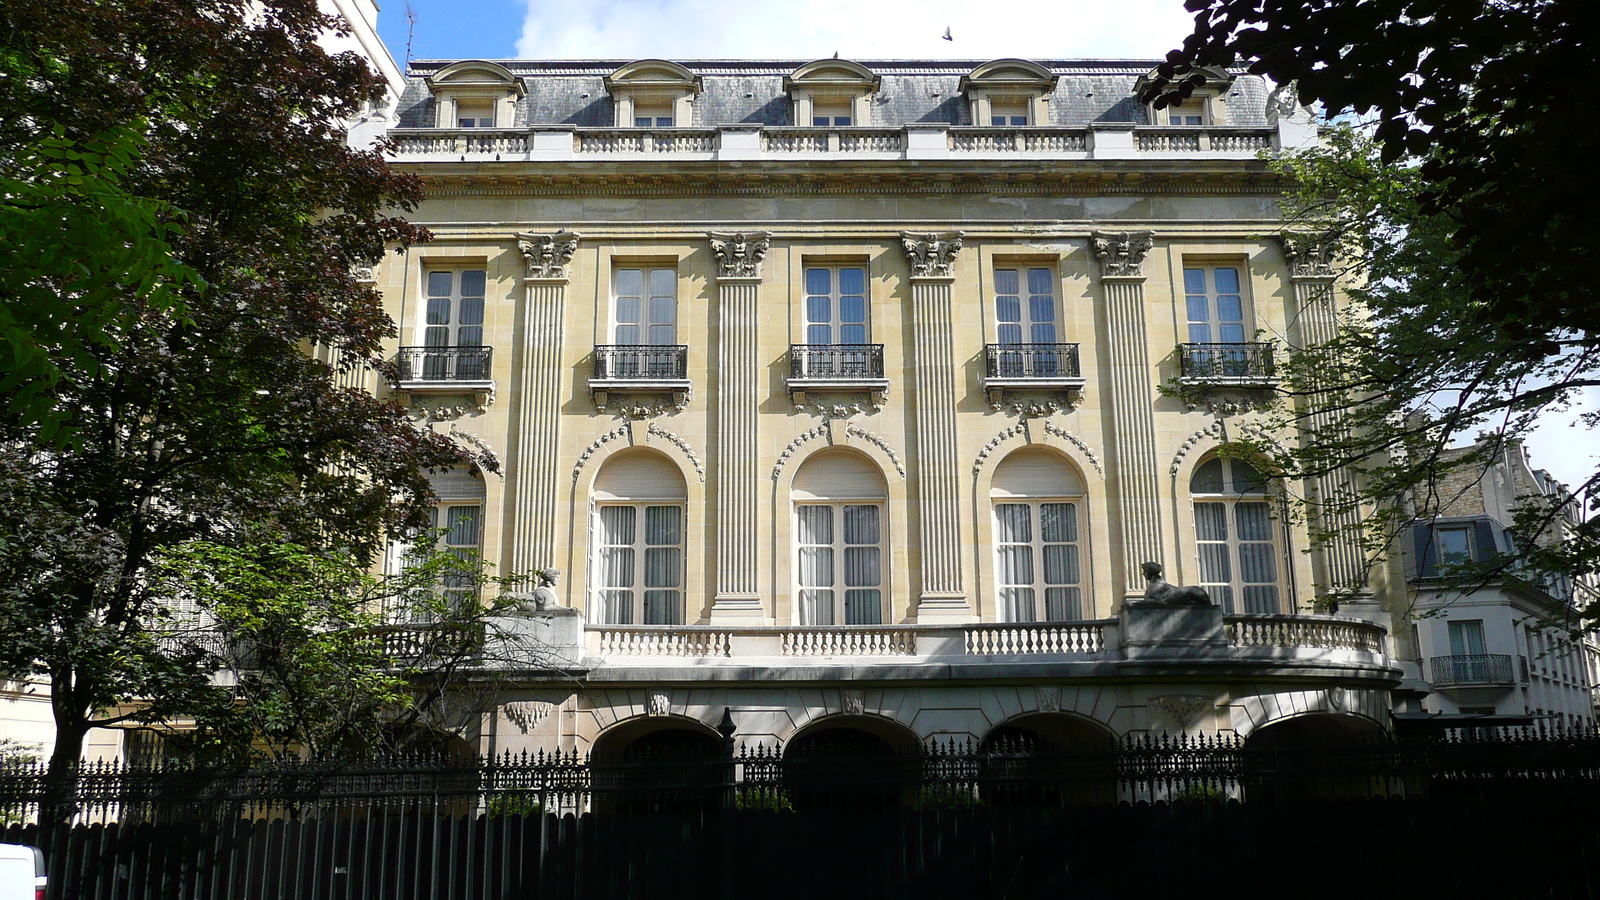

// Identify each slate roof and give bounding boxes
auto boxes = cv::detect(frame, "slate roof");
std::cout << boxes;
[393,59,1270,130]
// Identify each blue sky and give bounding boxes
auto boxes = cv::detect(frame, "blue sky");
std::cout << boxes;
[378,0,1201,64]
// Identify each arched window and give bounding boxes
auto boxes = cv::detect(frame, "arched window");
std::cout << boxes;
[592,450,687,625]
[1190,456,1282,614]
[792,450,888,626]
[990,448,1086,622]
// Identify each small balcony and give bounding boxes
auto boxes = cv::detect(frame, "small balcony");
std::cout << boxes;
[1430,654,1515,687]
[787,343,889,406]
[1177,342,1277,385]
[395,346,495,391]
[590,344,691,411]
[983,343,1086,407]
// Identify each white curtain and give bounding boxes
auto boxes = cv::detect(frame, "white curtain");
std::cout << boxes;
[1235,502,1279,614]
[797,506,834,625]
[1193,502,1234,612]
[643,505,682,624]
[598,506,636,624]
[842,505,882,625]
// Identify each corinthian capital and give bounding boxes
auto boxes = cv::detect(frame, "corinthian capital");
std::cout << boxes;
[1282,233,1338,280]
[1090,231,1155,279]
[708,231,771,279]
[516,230,581,280]
[900,231,964,279]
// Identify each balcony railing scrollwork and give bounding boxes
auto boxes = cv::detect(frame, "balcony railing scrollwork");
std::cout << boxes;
[981,342,1086,407]
[786,343,889,406]
[1177,342,1276,384]
[395,346,494,386]
[589,344,692,412]
[1430,654,1515,687]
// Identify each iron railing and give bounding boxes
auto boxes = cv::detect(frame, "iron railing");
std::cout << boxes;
[395,346,493,383]
[592,344,689,381]
[788,344,885,380]
[1177,342,1275,380]
[984,343,1082,379]
[1431,654,1515,686]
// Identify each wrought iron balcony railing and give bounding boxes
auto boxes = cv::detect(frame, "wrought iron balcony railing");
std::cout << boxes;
[1430,654,1515,687]
[592,344,689,381]
[788,344,886,380]
[396,346,493,383]
[1177,342,1276,381]
[984,343,1082,380]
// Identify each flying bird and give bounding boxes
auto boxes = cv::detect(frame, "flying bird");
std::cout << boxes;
[942,27,953,41]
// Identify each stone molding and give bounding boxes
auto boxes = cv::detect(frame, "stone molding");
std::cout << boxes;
[900,230,963,278]
[1090,230,1154,279]
[708,231,771,279]
[516,230,580,280]
[1283,233,1337,280]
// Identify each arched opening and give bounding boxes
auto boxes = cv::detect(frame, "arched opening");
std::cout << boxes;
[592,718,726,813]
[991,448,1088,622]
[978,713,1117,806]
[791,450,889,626]
[782,717,918,810]
[591,449,688,625]
[1189,453,1286,614]
[1241,713,1386,802]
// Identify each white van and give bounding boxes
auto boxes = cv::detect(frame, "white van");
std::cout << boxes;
[0,844,44,900]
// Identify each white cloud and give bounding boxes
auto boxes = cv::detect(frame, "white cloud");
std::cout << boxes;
[516,0,1197,60]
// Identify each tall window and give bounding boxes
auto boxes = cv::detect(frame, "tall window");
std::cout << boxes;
[994,267,1057,344]
[991,448,1086,622]
[613,267,677,345]
[792,450,888,626]
[424,269,486,348]
[438,503,483,610]
[804,266,868,344]
[592,451,687,625]
[1448,620,1487,657]
[1183,266,1245,344]
[1191,456,1282,614]
[990,99,1030,126]
[812,100,852,126]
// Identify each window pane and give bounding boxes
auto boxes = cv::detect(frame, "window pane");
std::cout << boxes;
[649,296,676,326]
[615,296,641,325]
[1194,503,1229,542]
[994,503,1031,542]
[997,545,1033,587]
[801,590,835,626]
[1028,295,1055,325]
[459,270,486,296]
[843,505,880,545]
[1044,587,1081,621]
[995,296,1021,324]
[1030,322,1058,345]
[1039,503,1076,543]
[994,268,1019,296]
[1230,460,1264,493]
[839,295,865,325]
[996,323,1023,344]
[599,548,634,588]
[1197,544,1231,586]
[1027,268,1053,296]
[844,590,880,625]
[423,326,449,348]
[428,271,453,296]
[838,268,866,295]
[650,268,675,297]
[806,295,831,325]
[1235,502,1273,542]
[1438,528,1471,564]
[458,297,484,326]
[645,506,681,545]
[1190,459,1225,493]
[843,547,880,587]
[427,297,451,326]
[1449,620,1486,655]
[1213,268,1240,293]
[798,548,834,587]
[1188,323,1213,343]
[806,323,832,344]
[615,324,641,345]
[602,591,632,625]
[643,591,682,625]
[840,324,867,344]
[456,326,483,348]
[1237,543,1277,586]
[797,505,833,544]
[999,587,1036,623]
[445,506,479,547]
[1042,544,1079,586]
[1217,294,1243,323]
[1241,585,1278,615]
[1183,269,1207,294]
[805,268,831,295]
[644,547,680,588]
[1219,323,1246,343]
[1186,294,1209,324]
[615,269,643,296]
[600,505,636,544]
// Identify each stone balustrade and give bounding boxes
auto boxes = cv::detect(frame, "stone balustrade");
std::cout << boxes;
[1225,614,1387,654]
[386,125,1284,163]
[964,621,1109,655]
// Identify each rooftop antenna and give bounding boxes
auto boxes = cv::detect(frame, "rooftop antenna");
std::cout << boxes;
[404,1,418,67]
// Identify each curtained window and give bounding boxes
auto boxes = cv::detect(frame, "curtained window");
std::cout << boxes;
[1190,456,1282,614]
[990,447,1088,622]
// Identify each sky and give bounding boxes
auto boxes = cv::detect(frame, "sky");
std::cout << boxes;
[373,0,1596,500]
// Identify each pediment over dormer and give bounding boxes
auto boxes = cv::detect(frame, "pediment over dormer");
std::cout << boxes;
[604,59,702,93]
[960,58,1057,93]
[425,60,524,128]
[784,58,881,92]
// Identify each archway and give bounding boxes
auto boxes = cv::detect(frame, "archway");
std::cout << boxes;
[1241,713,1386,802]
[782,716,919,810]
[978,714,1117,806]
[592,717,726,813]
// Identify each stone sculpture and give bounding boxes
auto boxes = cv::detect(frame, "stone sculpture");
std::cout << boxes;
[1138,561,1212,606]
[510,568,562,613]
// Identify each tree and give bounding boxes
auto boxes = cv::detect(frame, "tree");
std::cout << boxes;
[0,0,486,822]
[1148,1,1599,621]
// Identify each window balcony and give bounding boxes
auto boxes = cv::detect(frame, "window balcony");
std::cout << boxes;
[590,344,691,411]
[1177,342,1277,386]
[395,346,495,391]
[1430,654,1515,687]
[786,343,889,406]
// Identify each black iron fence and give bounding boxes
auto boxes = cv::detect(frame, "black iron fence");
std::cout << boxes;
[1430,653,1516,686]
[394,346,493,383]
[788,343,885,380]
[591,344,688,380]
[984,343,1081,379]
[1178,341,1275,380]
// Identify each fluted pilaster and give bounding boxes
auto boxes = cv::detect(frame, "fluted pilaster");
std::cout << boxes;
[1093,231,1164,598]
[902,232,967,618]
[709,231,769,619]
[506,231,579,584]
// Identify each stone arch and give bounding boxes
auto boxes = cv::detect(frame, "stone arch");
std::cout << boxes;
[1169,437,1295,598]
[1230,688,1390,740]
[782,714,921,809]
[570,435,707,620]
[785,58,880,89]
[980,711,1116,750]
[963,58,1057,86]
[1238,711,1387,802]
[971,435,1113,620]
[978,712,1117,805]
[590,712,722,760]
[604,59,700,89]
[427,60,521,89]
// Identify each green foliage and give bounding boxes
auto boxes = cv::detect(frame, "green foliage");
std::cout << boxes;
[487,792,544,817]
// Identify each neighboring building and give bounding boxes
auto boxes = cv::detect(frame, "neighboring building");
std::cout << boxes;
[1403,440,1597,727]
[367,56,1412,761]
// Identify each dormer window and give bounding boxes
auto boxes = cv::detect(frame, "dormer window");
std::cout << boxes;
[424,60,524,130]
[605,60,701,129]
[961,59,1057,128]
[785,59,880,128]
[1136,65,1235,127]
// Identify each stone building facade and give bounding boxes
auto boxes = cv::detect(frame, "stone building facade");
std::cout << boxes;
[362,56,1420,761]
